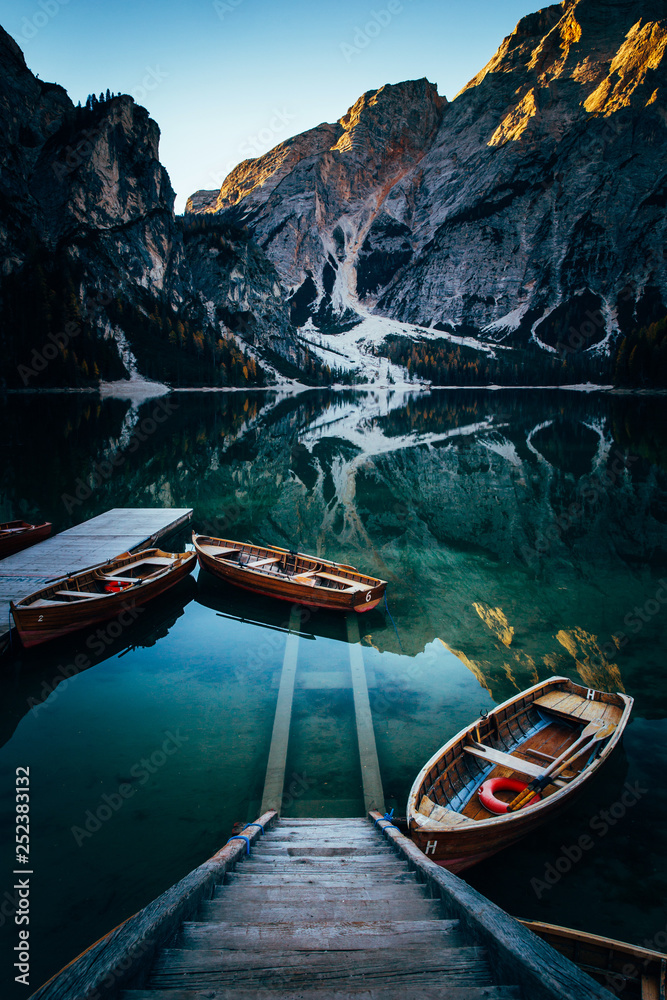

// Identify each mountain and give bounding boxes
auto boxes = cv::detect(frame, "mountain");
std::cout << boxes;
[1,0,666,389]
[188,0,667,382]
[0,27,314,390]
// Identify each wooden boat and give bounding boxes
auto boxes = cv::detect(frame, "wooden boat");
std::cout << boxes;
[11,548,196,648]
[518,920,666,999]
[193,533,387,613]
[407,676,633,873]
[0,519,51,559]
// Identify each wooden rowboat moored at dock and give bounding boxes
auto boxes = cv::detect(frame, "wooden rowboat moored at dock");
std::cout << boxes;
[0,519,51,559]
[518,920,666,999]
[407,676,633,873]
[193,533,387,612]
[11,547,196,648]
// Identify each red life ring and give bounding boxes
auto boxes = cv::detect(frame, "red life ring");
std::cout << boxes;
[478,777,541,815]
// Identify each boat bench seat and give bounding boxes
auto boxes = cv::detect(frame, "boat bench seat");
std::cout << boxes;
[55,590,101,600]
[246,557,281,569]
[199,545,238,558]
[315,571,372,590]
[126,558,172,569]
[534,691,622,725]
[464,742,546,779]
[102,575,138,583]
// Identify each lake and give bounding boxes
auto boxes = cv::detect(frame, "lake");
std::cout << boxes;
[1,387,666,995]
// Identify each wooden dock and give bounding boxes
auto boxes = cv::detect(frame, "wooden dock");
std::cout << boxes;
[30,812,617,1000]
[0,508,192,650]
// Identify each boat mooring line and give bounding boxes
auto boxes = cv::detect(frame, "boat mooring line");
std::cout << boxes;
[260,604,301,815]
[347,614,386,815]
[225,835,251,854]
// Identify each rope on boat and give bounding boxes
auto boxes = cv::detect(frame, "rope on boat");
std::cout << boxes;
[226,835,251,854]
[384,593,403,652]
[243,822,264,835]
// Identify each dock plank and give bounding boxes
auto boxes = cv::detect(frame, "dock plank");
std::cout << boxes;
[125,988,522,1000]
[0,508,192,646]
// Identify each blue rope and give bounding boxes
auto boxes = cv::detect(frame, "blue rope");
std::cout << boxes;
[243,823,264,835]
[374,808,400,831]
[226,835,251,854]
[384,593,403,652]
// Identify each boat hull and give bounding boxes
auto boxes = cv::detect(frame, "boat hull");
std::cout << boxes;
[12,553,196,648]
[407,676,633,872]
[194,536,386,614]
[409,783,586,872]
[0,521,51,559]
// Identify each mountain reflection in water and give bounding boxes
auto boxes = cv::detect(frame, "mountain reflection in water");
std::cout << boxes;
[0,387,665,996]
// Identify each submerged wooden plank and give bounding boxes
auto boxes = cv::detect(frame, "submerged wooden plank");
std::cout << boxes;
[260,605,300,814]
[347,615,385,814]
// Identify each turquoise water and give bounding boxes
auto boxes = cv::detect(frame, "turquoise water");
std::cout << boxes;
[0,388,666,994]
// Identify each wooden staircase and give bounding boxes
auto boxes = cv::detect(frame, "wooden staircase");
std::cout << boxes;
[123,817,521,999]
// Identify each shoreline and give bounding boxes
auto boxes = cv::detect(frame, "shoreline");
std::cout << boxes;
[1,384,666,398]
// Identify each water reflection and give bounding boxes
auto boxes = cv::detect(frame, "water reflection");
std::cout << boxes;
[0,577,196,748]
[1,387,666,994]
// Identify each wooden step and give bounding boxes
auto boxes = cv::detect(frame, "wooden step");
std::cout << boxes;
[274,818,369,826]
[215,884,431,902]
[146,945,492,989]
[238,856,405,867]
[251,845,396,857]
[199,898,444,923]
[178,918,462,951]
[124,987,522,1000]
[223,871,422,886]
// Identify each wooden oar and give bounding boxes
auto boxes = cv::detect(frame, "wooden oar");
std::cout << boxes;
[507,721,615,812]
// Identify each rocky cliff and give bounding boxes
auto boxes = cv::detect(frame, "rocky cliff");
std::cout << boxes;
[188,0,667,376]
[0,26,310,389]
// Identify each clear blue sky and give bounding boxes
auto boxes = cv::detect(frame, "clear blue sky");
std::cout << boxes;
[0,0,545,211]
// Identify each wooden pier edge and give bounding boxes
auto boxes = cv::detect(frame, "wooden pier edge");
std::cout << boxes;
[370,811,616,1000]
[28,810,277,1000]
